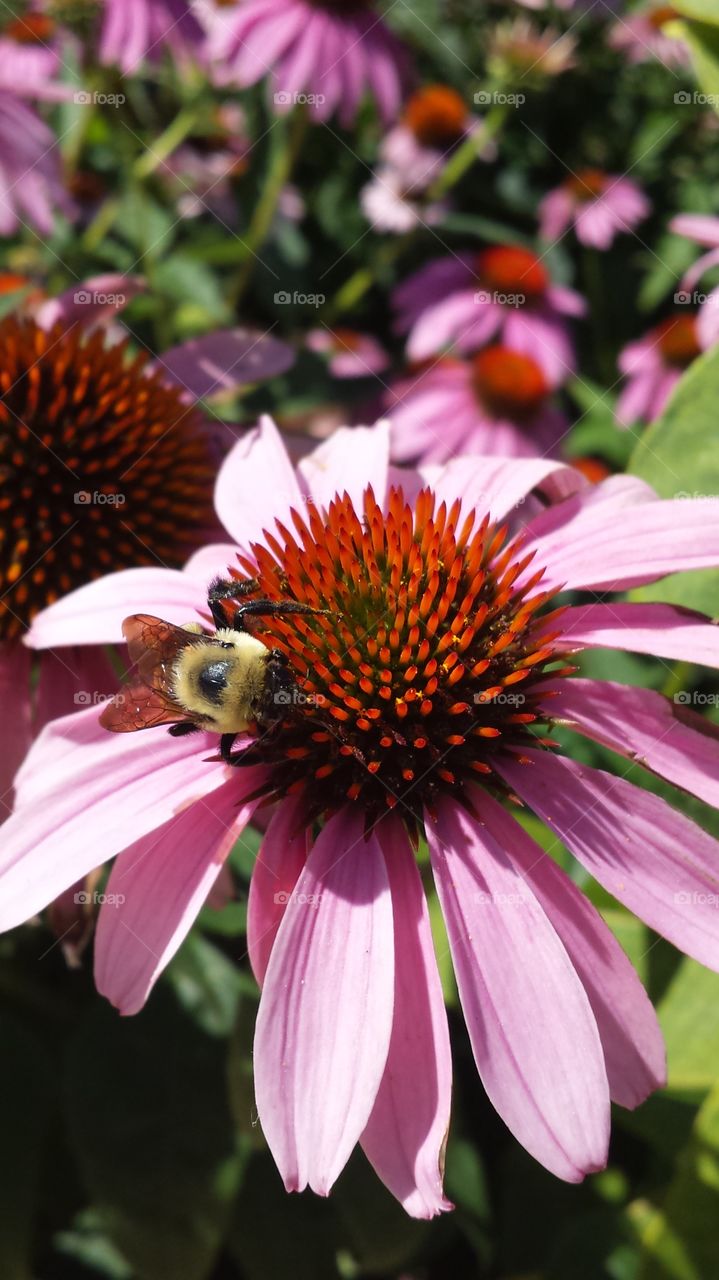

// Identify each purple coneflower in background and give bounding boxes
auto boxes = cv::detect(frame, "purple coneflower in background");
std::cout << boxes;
[9,415,719,1213]
[204,0,409,124]
[0,21,74,235]
[540,169,650,250]
[394,246,584,386]
[387,349,568,462]
[609,5,689,69]
[98,0,204,74]
[306,327,389,378]
[0,282,292,814]
[670,213,719,350]
[616,313,703,425]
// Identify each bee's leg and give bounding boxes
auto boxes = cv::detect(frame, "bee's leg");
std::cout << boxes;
[168,722,200,738]
[230,599,330,633]
[219,732,238,764]
[208,577,259,630]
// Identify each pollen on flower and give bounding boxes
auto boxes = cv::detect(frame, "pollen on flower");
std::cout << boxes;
[565,168,607,201]
[476,245,549,301]
[655,315,701,367]
[472,346,550,419]
[0,316,216,639]
[215,486,569,829]
[403,85,468,147]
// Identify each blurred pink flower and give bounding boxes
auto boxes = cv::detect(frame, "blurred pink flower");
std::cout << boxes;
[361,167,448,233]
[609,5,689,69]
[386,350,568,462]
[394,246,585,386]
[616,314,702,424]
[0,288,292,815]
[0,25,74,235]
[11,415,719,1211]
[670,213,719,350]
[306,327,389,378]
[540,169,650,250]
[205,0,409,124]
[98,0,204,74]
[158,105,252,222]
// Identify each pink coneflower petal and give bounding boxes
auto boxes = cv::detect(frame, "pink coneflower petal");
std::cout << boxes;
[254,808,394,1196]
[428,797,610,1183]
[696,286,719,350]
[500,752,719,972]
[215,415,304,552]
[526,496,719,592]
[406,292,497,363]
[361,819,453,1219]
[27,566,200,649]
[544,601,719,668]
[157,329,294,400]
[543,677,719,809]
[298,422,390,512]
[670,213,719,247]
[35,275,146,331]
[479,791,666,1108]
[681,247,719,294]
[247,792,310,985]
[502,308,575,387]
[0,708,227,932]
[423,454,586,524]
[95,771,266,1015]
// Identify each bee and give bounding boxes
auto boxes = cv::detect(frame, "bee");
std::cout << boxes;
[100,576,328,763]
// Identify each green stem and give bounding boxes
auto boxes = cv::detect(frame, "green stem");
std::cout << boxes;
[232,107,309,307]
[661,660,693,702]
[133,102,204,180]
[427,102,508,201]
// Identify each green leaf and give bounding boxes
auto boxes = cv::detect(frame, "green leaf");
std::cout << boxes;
[672,1,719,27]
[629,343,719,616]
[684,21,719,112]
[228,1150,340,1280]
[657,957,719,1092]
[64,990,243,1280]
[164,932,243,1037]
[637,1083,719,1279]
[332,1149,431,1275]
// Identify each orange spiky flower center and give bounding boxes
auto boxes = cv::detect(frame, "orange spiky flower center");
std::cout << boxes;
[648,5,679,29]
[472,346,550,419]
[655,314,701,367]
[3,13,56,41]
[0,317,216,640]
[565,168,607,201]
[403,85,468,147]
[217,486,568,829]
[476,245,549,301]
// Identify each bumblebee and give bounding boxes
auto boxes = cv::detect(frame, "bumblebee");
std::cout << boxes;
[100,577,327,763]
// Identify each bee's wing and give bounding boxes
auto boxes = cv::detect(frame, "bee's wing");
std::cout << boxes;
[100,614,203,734]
